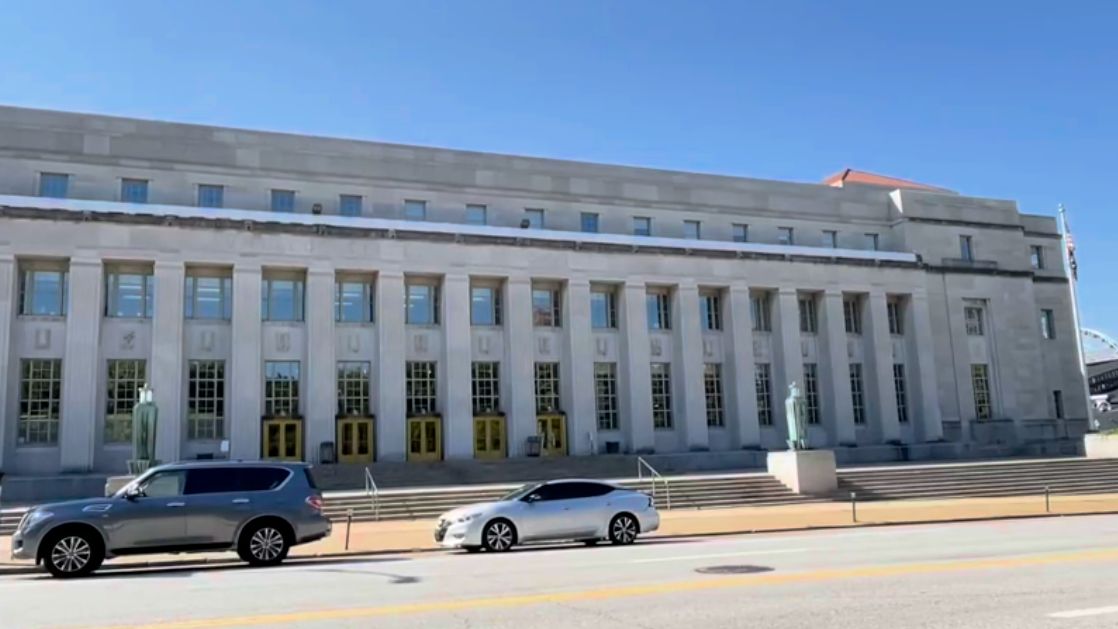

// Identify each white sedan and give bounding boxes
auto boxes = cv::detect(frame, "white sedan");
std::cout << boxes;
[434,479,660,552]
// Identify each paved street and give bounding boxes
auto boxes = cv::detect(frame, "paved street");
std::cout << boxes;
[4,515,1118,628]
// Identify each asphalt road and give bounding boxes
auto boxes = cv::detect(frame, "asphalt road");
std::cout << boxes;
[5,515,1118,629]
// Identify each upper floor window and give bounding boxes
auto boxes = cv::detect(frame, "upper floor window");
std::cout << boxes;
[646,290,671,330]
[964,304,985,336]
[1030,245,1045,270]
[270,189,295,213]
[121,178,149,204]
[106,268,154,318]
[197,184,224,208]
[470,285,501,326]
[335,277,374,323]
[261,276,305,322]
[39,173,69,198]
[778,227,794,246]
[683,220,701,240]
[532,286,561,327]
[524,208,545,229]
[633,216,652,237]
[799,296,818,334]
[733,224,749,243]
[466,204,487,226]
[865,233,879,251]
[591,287,618,329]
[887,298,904,335]
[960,235,975,262]
[701,291,722,331]
[404,199,427,221]
[843,296,862,335]
[19,264,67,316]
[406,281,439,325]
[184,272,232,320]
[339,195,363,217]
[580,212,600,233]
[823,230,838,248]
[751,292,772,332]
[1040,309,1055,340]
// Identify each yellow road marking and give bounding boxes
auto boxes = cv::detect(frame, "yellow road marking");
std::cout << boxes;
[82,548,1118,629]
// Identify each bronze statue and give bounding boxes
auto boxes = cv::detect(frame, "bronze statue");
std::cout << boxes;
[127,384,159,475]
[785,381,807,451]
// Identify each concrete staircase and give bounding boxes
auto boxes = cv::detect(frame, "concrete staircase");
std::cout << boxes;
[0,510,23,536]
[837,458,1118,501]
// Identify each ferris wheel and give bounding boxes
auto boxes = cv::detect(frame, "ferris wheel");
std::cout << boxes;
[1084,328,1118,364]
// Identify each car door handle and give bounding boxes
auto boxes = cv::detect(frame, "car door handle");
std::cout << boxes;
[232,498,250,504]
[166,502,185,508]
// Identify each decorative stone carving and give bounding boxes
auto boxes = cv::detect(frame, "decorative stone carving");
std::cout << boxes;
[414,333,429,353]
[347,333,360,354]
[596,337,608,357]
[703,339,714,357]
[650,337,662,357]
[121,330,136,351]
[34,328,51,349]
[199,330,215,352]
[753,338,763,357]
[277,331,291,352]
[478,335,491,355]
[538,336,551,355]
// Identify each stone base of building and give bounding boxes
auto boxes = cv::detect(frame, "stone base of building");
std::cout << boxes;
[766,450,838,496]
[1084,433,1118,459]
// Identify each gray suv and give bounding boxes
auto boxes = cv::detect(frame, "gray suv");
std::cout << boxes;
[11,461,331,578]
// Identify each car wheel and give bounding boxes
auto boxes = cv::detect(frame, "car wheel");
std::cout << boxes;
[238,521,291,567]
[43,530,104,579]
[481,519,516,552]
[608,513,639,546]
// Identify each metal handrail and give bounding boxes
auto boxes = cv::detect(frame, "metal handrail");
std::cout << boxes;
[364,466,380,521]
[636,456,671,510]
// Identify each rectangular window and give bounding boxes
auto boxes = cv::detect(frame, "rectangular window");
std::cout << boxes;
[336,361,371,417]
[404,199,427,221]
[471,362,500,414]
[755,363,772,426]
[684,220,701,240]
[105,359,146,443]
[534,362,561,413]
[465,204,487,226]
[823,230,838,248]
[733,224,749,243]
[1040,309,1055,340]
[1030,245,1045,270]
[39,173,70,198]
[335,278,374,323]
[704,363,725,427]
[633,216,652,237]
[271,189,295,213]
[590,288,618,329]
[651,363,673,429]
[594,363,619,430]
[701,292,722,331]
[406,281,439,325]
[799,296,818,334]
[972,364,992,420]
[121,178,149,204]
[19,266,67,316]
[339,194,363,217]
[524,208,545,229]
[470,285,502,326]
[646,290,671,330]
[887,298,904,335]
[580,212,600,233]
[532,287,561,327]
[850,363,866,425]
[1053,390,1064,420]
[894,364,909,424]
[264,361,301,417]
[865,233,880,251]
[778,227,794,246]
[197,184,224,208]
[804,363,820,425]
[751,293,772,332]
[187,360,225,440]
[405,361,437,416]
[184,273,233,320]
[262,277,305,322]
[965,305,985,336]
[843,296,862,335]
[18,359,62,445]
[960,235,975,261]
[106,269,154,318]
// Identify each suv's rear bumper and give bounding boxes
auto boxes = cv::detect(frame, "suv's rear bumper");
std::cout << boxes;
[295,518,332,545]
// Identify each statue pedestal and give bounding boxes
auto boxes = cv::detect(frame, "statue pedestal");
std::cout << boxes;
[767,450,837,496]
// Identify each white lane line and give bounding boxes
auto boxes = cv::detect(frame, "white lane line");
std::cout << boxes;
[629,548,809,564]
[1049,605,1118,619]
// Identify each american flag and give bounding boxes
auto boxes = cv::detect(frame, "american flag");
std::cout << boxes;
[1063,210,1078,281]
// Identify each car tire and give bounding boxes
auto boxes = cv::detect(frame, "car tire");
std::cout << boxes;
[608,513,639,546]
[238,520,292,567]
[42,528,104,579]
[481,519,516,553]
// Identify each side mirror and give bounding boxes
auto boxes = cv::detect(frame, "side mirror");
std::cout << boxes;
[124,486,143,501]
[525,494,541,504]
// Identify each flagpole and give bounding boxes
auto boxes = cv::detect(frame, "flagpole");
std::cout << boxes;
[1058,204,1094,433]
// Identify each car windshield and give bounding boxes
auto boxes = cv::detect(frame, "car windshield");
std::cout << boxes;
[500,483,541,501]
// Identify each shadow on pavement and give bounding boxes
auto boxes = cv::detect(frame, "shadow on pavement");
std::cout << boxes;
[16,555,412,581]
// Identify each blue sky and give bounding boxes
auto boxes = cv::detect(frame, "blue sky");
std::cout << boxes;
[2,1,1114,334]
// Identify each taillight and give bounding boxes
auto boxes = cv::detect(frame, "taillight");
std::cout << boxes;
[306,495,323,511]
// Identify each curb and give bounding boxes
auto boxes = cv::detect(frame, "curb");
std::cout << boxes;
[3,507,1117,577]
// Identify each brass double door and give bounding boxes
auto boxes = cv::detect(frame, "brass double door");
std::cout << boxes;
[337,417,375,464]
[262,418,303,461]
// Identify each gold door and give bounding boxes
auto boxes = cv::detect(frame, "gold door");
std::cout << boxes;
[473,415,506,459]
[536,414,567,456]
[262,418,304,461]
[407,416,442,462]
[337,417,375,464]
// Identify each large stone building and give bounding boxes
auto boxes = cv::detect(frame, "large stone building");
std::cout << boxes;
[0,106,1088,477]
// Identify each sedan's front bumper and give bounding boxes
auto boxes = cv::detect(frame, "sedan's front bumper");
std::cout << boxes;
[434,519,482,548]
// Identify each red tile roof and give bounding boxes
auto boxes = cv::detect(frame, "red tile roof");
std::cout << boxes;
[823,169,953,193]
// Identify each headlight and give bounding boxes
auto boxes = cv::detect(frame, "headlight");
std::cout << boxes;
[20,510,53,531]
[456,512,482,524]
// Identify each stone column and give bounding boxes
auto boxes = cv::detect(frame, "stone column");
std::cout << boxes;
[773,288,804,441]
[674,281,709,451]
[909,291,944,442]
[725,283,759,449]
[867,290,901,443]
[505,276,536,457]
[563,278,595,456]
[305,266,336,463]
[375,271,406,461]
[442,273,473,459]
[0,254,14,470]
[620,281,654,453]
[229,263,262,461]
[821,290,855,445]
[60,257,103,472]
[151,260,185,464]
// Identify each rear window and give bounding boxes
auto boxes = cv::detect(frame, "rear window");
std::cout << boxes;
[239,467,291,492]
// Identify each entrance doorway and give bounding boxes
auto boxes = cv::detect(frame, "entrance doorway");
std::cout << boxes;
[536,414,567,456]
[337,417,375,464]
[473,415,506,459]
[262,418,303,461]
[407,416,442,462]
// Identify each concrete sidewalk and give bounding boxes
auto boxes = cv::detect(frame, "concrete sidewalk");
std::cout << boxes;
[3,492,1117,574]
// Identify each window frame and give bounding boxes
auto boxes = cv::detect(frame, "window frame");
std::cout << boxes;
[803,363,820,425]
[799,295,818,334]
[1040,309,1055,340]
[532,285,562,328]
[751,293,772,332]
[704,363,725,427]
[964,305,985,336]
[865,233,880,251]
[261,275,306,322]
[335,276,375,324]
[470,284,502,327]
[405,361,438,416]
[633,216,652,237]
[651,362,673,429]
[960,235,975,262]
[580,212,600,233]
[646,289,671,331]
[1030,245,1045,270]
[121,178,149,204]
[270,189,296,213]
[590,287,618,329]
[187,360,226,441]
[843,296,862,335]
[778,226,794,246]
[18,264,68,317]
[184,271,233,321]
[18,358,62,446]
[39,172,70,198]
[404,199,427,221]
[197,184,224,208]
[755,363,772,426]
[887,298,904,336]
[339,194,363,217]
[104,359,147,444]
[594,362,619,431]
[683,220,701,240]
[732,223,749,243]
[105,267,155,319]
[336,361,372,417]
[823,230,838,248]
[405,280,440,326]
[972,363,992,420]
[524,208,545,229]
[894,363,909,424]
[264,361,301,418]
[534,362,561,413]
[850,363,866,425]
[465,204,488,226]
[471,361,501,414]
[700,291,722,331]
